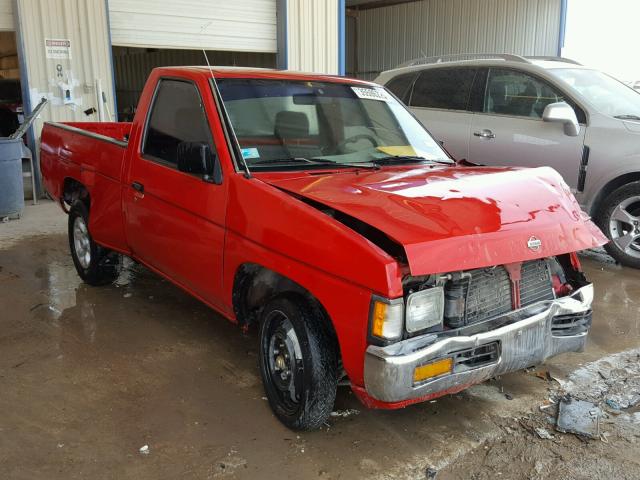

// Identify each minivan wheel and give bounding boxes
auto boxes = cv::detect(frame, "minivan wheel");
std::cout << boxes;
[259,296,337,430]
[596,182,640,268]
[68,201,122,285]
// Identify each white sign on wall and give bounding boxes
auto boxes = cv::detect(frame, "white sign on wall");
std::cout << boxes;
[45,39,72,59]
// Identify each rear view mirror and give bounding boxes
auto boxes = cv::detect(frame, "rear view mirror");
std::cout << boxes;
[293,94,318,105]
[177,142,222,184]
[542,102,580,137]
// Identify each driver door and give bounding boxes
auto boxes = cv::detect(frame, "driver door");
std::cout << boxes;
[124,78,228,306]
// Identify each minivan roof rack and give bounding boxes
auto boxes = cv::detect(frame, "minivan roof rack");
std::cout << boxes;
[397,53,530,68]
[396,53,583,69]
[525,56,582,65]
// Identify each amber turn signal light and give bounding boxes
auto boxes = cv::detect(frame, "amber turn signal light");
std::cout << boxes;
[370,299,403,341]
[413,357,453,383]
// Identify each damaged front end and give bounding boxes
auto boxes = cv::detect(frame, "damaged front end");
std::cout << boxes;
[363,254,594,404]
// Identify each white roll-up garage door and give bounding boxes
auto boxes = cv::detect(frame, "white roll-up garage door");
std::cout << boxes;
[108,0,277,53]
[0,0,14,31]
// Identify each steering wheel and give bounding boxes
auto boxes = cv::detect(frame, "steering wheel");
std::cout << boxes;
[335,134,379,153]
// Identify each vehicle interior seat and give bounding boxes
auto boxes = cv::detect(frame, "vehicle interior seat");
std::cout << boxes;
[272,110,319,158]
[274,111,310,144]
[488,81,510,114]
[511,83,539,117]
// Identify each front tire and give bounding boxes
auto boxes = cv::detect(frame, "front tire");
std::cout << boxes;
[259,296,338,430]
[596,182,640,269]
[68,201,121,285]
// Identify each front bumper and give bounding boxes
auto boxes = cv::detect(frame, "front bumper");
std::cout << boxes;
[364,284,594,403]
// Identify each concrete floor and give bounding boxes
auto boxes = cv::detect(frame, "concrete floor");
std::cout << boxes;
[1,202,639,479]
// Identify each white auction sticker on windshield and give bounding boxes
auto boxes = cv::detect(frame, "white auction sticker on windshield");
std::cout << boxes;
[351,86,391,102]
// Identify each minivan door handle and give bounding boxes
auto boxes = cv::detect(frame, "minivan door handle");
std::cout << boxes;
[474,129,496,139]
[131,182,144,193]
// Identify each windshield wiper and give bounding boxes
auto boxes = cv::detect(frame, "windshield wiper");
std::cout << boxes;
[372,155,453,166]
[614,114,640,121]
[250,157,327,166]
[251,157,380,170]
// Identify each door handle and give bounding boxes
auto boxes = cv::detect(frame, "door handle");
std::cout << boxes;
[131,182,144,193]
[473,129,496,139]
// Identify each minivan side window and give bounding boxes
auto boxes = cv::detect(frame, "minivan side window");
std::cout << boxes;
[411,68,477,111]
[484,69,565,119]
[385,72,418,104]
[143,79,215,166]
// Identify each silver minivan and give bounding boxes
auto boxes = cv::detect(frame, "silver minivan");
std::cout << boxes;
[376,54,640,268]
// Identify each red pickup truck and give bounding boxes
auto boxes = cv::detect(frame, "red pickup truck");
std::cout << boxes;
[41,67,607,430]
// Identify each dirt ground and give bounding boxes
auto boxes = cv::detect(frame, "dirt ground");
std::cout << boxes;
[1,202,639,480]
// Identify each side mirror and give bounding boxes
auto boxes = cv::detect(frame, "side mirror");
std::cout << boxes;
[177,141,222,184]
[542,102,580,137]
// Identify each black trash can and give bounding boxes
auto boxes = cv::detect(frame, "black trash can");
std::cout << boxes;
[0,137,25,219]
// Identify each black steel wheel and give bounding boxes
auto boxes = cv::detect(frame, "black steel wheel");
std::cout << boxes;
[259,296,337,430]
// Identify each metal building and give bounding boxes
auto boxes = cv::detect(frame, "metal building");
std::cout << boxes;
[347,0,566,79]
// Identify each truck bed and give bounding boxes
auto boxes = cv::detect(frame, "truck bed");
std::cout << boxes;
[40,121,133,252]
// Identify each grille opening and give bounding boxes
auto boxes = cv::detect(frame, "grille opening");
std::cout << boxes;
[443,260,555,328]
[452,342,500,371]
[521,259,555,306]
[552,310,592,336]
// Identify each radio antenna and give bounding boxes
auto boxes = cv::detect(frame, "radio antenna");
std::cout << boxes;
[199,20,252,178]
[199,20,215,79]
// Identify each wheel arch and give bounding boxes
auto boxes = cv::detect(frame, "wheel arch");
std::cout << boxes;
[232,263,340,350]
[62,177,91,211]
[590,172,640,217]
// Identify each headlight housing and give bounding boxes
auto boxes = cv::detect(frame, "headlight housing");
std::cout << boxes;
[369,296,404,343]
[405,287,444,333]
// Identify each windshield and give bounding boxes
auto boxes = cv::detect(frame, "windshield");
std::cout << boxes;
[550,68,640,119]
[216,78,452,169]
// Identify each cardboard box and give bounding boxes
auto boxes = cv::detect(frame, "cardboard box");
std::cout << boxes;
[0,55,19,70]
[0,68,20,79]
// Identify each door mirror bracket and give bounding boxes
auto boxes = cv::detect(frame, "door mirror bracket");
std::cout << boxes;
[542,102,581,137]
[177,141,223,185]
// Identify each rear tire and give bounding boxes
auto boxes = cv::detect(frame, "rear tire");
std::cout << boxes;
[68,201,121,285]
[596,182,640,269]
[259,296,338,430]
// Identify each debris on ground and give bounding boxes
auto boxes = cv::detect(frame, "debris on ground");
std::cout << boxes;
[425,466,437,479]
[555,396,601,439]
[330,408,360,418]
[527,368,558,383]
[539,398,556,411]
[139,444,150,455]
[605,398,621,411]
[534,427,554,440]
[557,348,640,412]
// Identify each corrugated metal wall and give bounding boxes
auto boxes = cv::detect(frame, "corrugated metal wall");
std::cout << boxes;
[287,0,339,74]
[15,0,115,125]
[112,46,276,116]
[108,0,277,53]
[352,0,562,79]
[0,0,13,31]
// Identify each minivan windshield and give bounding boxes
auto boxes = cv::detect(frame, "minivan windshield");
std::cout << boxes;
[216,78,452,169]
[550,68,640,120]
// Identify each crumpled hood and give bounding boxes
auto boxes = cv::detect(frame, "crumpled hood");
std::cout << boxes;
[265,165,608,275]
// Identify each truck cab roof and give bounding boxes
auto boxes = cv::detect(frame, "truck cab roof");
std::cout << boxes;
[155,65,376,86]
